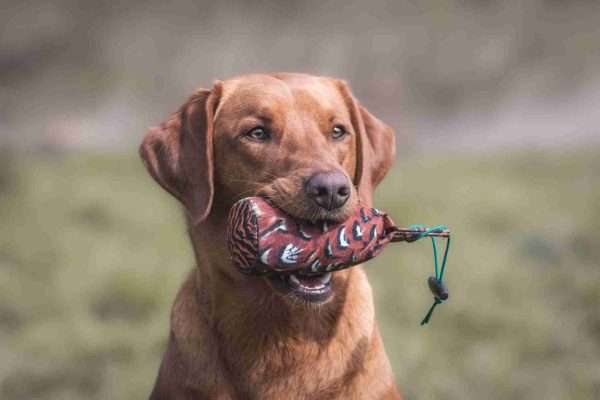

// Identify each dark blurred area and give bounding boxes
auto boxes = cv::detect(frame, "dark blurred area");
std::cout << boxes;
[2,0,600,151]
[1,1,599,399]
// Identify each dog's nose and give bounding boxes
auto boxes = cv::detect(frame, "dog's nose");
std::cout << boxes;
[305,171,351,210]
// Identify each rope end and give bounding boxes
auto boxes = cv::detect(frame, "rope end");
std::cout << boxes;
[420,298,442,326]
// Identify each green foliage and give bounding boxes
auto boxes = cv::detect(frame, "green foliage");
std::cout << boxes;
[1,149,599,399]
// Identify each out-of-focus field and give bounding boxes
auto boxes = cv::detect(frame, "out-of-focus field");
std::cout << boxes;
[1,148,599,400]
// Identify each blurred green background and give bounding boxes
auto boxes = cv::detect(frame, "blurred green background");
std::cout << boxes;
[2,1,600,399]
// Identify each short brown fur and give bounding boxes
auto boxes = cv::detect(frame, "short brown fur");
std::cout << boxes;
[140,73,400,399]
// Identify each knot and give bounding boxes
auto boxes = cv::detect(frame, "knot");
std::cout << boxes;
[427,276,448,301]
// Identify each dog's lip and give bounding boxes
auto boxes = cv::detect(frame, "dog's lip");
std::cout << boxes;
[288,272,332,290]
[256,185,355,224]
[266,272,334,303]
[270,200,351,224]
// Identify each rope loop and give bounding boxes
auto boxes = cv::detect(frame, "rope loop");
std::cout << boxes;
[408,224,451,326]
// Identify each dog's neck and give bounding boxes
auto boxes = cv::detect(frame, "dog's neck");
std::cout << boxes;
[185,212,377,393]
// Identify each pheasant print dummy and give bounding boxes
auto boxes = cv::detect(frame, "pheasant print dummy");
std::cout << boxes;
[226,197,449,275]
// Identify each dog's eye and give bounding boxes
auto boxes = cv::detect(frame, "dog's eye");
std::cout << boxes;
[245,127,271,142]
[331,125,347,140]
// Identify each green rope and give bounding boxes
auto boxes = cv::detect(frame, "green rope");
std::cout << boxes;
[408,224,451,326]
[420,298,442,325]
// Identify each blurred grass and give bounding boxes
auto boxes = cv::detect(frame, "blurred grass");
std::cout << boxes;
[1,148,599,399]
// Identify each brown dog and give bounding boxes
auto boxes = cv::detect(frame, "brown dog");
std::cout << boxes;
[140,73,399,399]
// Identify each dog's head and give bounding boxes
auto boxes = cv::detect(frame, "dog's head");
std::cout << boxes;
[140,73,395,307]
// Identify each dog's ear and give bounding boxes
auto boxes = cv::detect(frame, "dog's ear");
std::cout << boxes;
[139,82,222,224]
[336,80,396,206]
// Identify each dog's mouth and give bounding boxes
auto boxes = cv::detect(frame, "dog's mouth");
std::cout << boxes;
[266,271,333,304]
[256,180,356,224]
[265,197,352,224]
[255,179,353,304]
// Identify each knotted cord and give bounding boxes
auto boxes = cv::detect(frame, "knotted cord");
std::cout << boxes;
[408,224,451,325]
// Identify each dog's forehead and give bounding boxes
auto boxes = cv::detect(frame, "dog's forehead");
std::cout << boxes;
[216,74,347,119]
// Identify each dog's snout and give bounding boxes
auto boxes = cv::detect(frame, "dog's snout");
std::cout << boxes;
[305,171,351,211]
